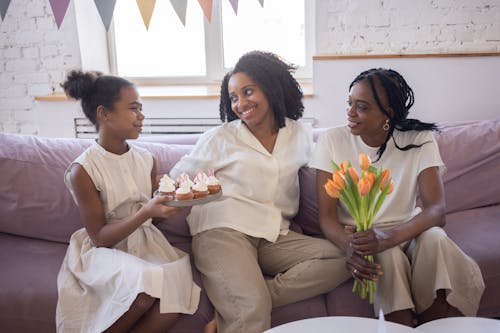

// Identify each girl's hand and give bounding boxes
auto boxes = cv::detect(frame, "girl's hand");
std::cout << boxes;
[143,194,184,219]
[351,227,394,256]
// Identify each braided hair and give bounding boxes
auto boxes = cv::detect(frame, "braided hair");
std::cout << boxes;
[349,68,439,161]
[219,51,304,128]
[61,70,134,130]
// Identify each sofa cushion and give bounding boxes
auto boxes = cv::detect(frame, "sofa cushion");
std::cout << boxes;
[0,134,92,243]
[0,233,67,333]
[443,204,500,318]
[0,133,193,243]
[294,166,323,237]
[435,120,500,213]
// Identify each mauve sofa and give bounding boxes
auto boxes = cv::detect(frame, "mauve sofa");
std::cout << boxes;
[0,119,499,332]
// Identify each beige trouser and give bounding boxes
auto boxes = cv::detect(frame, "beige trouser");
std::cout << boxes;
[192,228,350,333]
[374,227,485,317]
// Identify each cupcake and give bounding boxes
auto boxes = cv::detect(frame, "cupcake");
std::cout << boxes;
[206,170,221,194]
[177,172,194,188]
[175,181,194,200]
[192,181,209,199]
[158,174,176,196]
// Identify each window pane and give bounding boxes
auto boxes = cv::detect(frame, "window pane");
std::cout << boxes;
[221,0,306,68]
[113,0,206,77]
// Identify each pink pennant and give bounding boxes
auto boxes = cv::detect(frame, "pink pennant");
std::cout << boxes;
[228,0,238,15]
[197,0,213,23]
[48,0,71,29]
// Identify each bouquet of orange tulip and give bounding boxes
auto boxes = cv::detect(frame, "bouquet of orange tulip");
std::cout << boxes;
[324,153,394,303]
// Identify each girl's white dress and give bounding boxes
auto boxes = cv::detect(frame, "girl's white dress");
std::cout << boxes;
[56,143,200,333]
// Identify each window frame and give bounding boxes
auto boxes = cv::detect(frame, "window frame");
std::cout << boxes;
[107,0,314,86]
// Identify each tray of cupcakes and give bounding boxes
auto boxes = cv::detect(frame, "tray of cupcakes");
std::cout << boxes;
[154,170,222,207]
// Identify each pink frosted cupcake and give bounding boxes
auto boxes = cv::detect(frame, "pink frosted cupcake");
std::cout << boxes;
[206,169,221,194]
[158,174,176,196]
[175,181,194,201]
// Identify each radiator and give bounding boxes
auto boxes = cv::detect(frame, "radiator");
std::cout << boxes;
[74,117,317,139]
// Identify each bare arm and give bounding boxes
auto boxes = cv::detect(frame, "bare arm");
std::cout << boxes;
[69,164,181,248]
[351,166,446,256]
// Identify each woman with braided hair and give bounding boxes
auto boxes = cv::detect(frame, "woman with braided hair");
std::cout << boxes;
[310,68,485,326]
[170,51,349,333]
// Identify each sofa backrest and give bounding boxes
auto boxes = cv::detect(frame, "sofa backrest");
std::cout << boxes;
[1,120,498,243]
[434,119,500,214]
[0,133,193,244]
[293,119,500,237]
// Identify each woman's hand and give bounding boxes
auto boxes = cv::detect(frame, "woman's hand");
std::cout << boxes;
[345,239,382,283]
[350,227,394,256]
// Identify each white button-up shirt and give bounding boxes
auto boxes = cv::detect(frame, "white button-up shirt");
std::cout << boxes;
[170,118,313,242]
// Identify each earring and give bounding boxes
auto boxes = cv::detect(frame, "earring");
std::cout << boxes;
[383,119,390,131]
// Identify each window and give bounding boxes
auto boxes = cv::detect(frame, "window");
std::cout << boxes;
[109,0,314,85]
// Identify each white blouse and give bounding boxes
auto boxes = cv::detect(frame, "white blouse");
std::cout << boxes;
[309,126,445,228]
[170,118,313,242]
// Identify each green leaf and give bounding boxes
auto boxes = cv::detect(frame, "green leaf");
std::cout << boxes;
[330,160,340,171]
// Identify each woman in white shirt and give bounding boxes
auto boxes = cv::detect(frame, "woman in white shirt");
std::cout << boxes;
[171,51,349,333]
[310,68,484,327]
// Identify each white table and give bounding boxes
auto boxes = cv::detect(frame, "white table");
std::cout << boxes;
[417,317,500,333]
[264,316,420,333]
[265,316,500,333]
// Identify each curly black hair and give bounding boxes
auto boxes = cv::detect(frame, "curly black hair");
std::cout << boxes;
[61,70,134,130]
[219,51,304,128]
[350,68,438,161]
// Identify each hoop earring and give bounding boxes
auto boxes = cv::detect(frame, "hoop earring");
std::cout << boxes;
[383,119,390,131]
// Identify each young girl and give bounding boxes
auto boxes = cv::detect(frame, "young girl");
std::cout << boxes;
[310,68,485,326]
[56,71,201,333]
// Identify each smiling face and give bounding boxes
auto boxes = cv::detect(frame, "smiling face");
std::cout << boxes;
[101,86,144,140]
[227,72,276,132]
[347,80,391,147]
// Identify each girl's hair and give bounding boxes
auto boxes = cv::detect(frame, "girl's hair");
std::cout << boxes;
[61,70,134,129]
[219,50,304,128]
[349,68,439,160]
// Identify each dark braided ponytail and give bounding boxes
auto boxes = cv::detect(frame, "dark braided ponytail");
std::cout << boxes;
[219,51,304,128]
[350,68,438,161]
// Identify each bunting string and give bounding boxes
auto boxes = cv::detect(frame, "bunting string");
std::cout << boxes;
[0,0,266,30]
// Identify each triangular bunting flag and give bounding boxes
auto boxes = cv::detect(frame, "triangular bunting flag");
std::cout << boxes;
[197,0,212,23]
[258,0,264,7]
[94,0,117,31]
[0,0,12,21]
[48,0,71,29]
[169,0,187,26]
[136,0,156,30]
[228,0,238,15]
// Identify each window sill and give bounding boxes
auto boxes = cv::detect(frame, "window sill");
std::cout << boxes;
[35,81,314,101]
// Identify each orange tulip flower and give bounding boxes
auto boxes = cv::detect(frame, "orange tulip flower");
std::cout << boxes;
[339,161,349,173]
[324,179,340,198]
[332,170,346,190]
[379,169,391,189]
[359,153,371,171]
[347,167,359,183]
[357,177,372,196]
[364,172,376,188]
[386,180,395,194]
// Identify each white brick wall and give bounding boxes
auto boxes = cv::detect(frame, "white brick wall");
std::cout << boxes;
[1,0,500,135]
[317,0,500,54]
[0,0,80,135]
